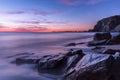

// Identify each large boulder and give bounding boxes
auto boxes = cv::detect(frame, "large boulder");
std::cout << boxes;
[38,50,85,69]
[93,32,112,41]
[92,15,120,32]
[64,54,114,80]
[111,52,120,80]
[106,34,120,45]
[38,54,67,69]
[65,51,85,71]
[103,49,120,54]
[88,32,111,46]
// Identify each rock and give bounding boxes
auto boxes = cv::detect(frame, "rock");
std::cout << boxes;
[38,49,84,70]
[111,52,120,80]
[66,43,76,47]
[77,42,85,44]
[88,32,112,46]
[15,57,40,64]
[106,34,120,45]
[92,15,120,32]
[73,50,83,55]
[88,40,107,46]
[66,49,84,56]
[66,50,85,70]
[64,54,114,80]
[38,54,67,69]
[103,49,120,54]
[93,32,112,41]
[112,25,120,32]
[66,54,84,71]
[12,53,39,64]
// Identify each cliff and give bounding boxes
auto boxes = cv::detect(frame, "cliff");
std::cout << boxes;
[92,15,120,32]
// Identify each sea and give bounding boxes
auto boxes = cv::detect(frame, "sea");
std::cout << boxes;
[0,32,94,80]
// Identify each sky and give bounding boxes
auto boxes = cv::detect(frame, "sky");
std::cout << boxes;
[0,0,120,32]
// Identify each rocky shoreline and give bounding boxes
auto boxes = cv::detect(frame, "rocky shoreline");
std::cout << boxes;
[10,32,120,80]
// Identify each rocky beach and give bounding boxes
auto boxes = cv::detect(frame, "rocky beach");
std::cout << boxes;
[0,0,120,79]
[9,32,120,80]
[0,15,120,80]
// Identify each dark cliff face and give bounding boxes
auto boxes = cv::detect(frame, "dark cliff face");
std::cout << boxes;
[92,15,120,32]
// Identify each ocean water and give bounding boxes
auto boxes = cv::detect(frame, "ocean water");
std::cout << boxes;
[0,32,94,80]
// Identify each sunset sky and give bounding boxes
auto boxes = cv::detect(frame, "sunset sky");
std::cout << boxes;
[0,0,120,32]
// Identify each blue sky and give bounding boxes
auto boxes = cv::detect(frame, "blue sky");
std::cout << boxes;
[0,0,120,32]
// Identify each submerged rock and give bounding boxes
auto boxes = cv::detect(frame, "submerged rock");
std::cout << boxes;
[92,46,105,50]
[88,40,107,46]
[66,43,76,47]
[64,54,114,80]
[15,57,40,64]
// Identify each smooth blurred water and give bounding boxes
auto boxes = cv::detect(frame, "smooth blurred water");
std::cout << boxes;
[0,32,94,80]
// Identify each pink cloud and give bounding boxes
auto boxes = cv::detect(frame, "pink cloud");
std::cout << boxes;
[12,26,48,32]
[16,20,67,25]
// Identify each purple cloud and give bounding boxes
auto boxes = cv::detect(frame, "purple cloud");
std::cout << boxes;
[0,9,66,16]
[0,11,25,15]
[16,21,40,24]
[14,26,48,32]
[15,20,67,25]
[32,9,65,16]
[59,0,105,5]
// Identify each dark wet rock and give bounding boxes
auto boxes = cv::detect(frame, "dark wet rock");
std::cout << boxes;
[88,40,107,46]
[77,42,85,44]
[66,49,84,56]
[15,57,40,64]
[106,34,120,45]
[92,15,120,32]
[73,50,83,55]
[38,49,85,70]
[7,52,34,58]
[64,54,114,80]
[66,43,76,46]
[38,54,67,69]
[103,49,120,54]
[110,52,120,80]
[65,50,85,71]
[93,32,112,41]
[88,32,112,46]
